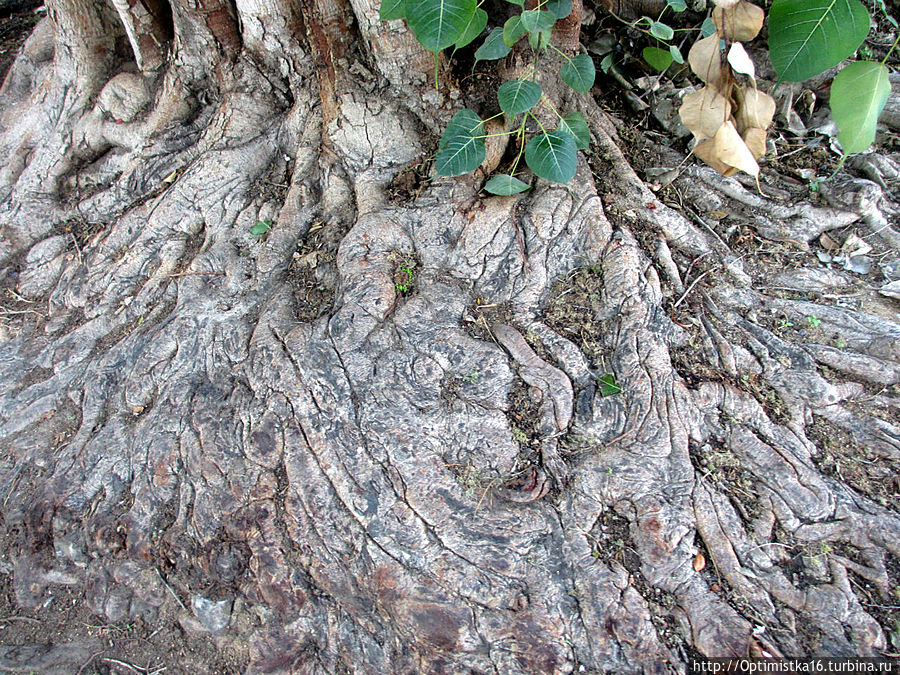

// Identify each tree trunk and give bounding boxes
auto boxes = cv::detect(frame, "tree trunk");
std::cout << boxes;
[1,0,899,672]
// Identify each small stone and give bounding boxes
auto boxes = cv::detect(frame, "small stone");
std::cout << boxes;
[191,595,233,633]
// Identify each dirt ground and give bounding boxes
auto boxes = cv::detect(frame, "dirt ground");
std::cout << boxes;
[0,1,42,83]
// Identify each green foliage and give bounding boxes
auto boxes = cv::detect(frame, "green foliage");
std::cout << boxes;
[648,20,674,41]
[768,0,870,82]
[405,0,477,52]
[484,174,531,195]
[643,46,673,72]
[503,15,528,46]
[545,0,572,19]
[436,109,485,176]
[497,80,542,115]
[474,28,511,62]
[699,16,716,38]
[764,0,891,155]
[381,0,598,188]
[250,220,273,236]
[597,373,621,397]
[456,8,488,49]
[830,60,891,155]
[556,112,590,150]
[379,0,406,21]
[525,131,577,183]
[560,53,596,92]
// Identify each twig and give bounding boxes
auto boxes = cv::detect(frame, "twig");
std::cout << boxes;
[69,231,83,266]
[0,615,39,623]
[6,289,35,303]
[155,568,187,611]
[674,270,711,309]
[684,206,731,252]
[102,658,146,674]
[0,308,47,317]
[76,651,104,675]
[158,270,224,278]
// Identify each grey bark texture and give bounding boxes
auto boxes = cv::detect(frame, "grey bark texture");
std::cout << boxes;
[0,0,899,672]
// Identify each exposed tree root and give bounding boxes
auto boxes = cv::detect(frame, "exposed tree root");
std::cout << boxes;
[0,0,898,672]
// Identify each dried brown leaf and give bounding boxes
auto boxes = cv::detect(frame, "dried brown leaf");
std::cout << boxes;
[820,232,840,251]
[742,127,768,159]
[712,0,742,8]
[693,553,706,571]
[694,121,759,177]
[688,35,724,87]
[727,42,755,81]
[680,86,733,141]
[713,0,764,42]
[734,86,776,133]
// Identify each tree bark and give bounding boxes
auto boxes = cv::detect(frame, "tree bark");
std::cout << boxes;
[1,0,899,672]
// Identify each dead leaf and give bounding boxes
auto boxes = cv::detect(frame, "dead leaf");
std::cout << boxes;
[727,42,756,82]
[713,0,764,41]
[820,232,839,250]
[294,251,322,268]
[694,121,759,177]
[680,86,733,141]
[693,553,706,571]
[741,127,767,159]
[711,0,742,8]
[688,35,724,87]
[694,136,735,175]
[879,279,900,300]
[734,85,776,133]
[841,233,872,257]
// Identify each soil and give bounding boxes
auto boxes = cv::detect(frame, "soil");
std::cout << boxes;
[0,548,248,674]
[0,1,42,83]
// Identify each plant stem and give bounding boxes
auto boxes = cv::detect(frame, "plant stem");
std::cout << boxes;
[510,123,527,175]
[548,43,574,63]
[881,31,900,64]
[540,94,565,123]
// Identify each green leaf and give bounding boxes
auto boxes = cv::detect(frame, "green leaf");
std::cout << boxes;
[503,15,528,46]
[250,220,273,236]
[600,53,615,73]
[544,0,573,19]
[436,110,486,176]
[380,0,406,21]
[439,108,483,149]
[556,112,590,150]
[474,28,512,62]
[597,373,621,397]
[504,0,524,5]
[699,16,716,38]
[643,46,673,71]
[520,9,556,33]
[831,60,890,155]
[560,53,595,92]
[769,0,870,82]
[667,0,687,12]
[484,174,531,195]
[406,0,477,52]
[497,79,542,115]
[670,44,683,64]
[649,21,674,41]
[528,29,551,50]
[525,131,577,183]
[455,8,487,48]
